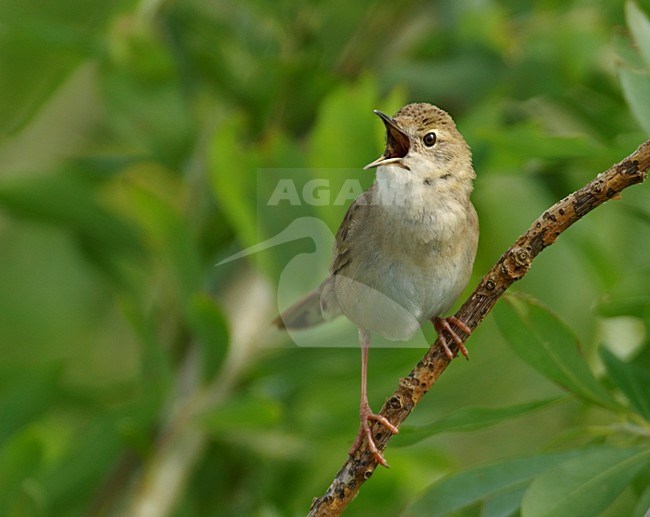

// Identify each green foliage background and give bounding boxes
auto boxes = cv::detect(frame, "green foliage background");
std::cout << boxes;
[0,0,649,515]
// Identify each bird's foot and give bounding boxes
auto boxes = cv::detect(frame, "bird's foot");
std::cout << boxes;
[348,402,399,467]
[433,316,471,360]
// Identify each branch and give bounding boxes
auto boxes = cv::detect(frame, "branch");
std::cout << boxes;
[308,140,650,516]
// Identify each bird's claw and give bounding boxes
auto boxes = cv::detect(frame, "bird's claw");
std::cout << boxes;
[433,316,471,360]
[348,404,399,467]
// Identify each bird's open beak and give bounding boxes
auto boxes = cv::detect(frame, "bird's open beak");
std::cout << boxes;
[364,110,410,170]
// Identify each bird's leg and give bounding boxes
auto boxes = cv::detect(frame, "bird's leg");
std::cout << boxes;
[348,329,399,467]
[432,316,471,360]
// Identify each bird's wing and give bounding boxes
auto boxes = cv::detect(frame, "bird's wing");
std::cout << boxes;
[274,187,374,329]
[329,186,373,276]
[320,186,374,321]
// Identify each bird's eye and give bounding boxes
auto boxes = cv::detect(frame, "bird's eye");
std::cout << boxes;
[423,132,437,147]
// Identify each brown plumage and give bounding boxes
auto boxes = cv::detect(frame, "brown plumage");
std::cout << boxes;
[275,103,479,466]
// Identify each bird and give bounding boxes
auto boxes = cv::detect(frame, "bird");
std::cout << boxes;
[274,103,479,467]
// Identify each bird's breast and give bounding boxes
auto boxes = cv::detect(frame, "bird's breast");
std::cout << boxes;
[334,192,478,341]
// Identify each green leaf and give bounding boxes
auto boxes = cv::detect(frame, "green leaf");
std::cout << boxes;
[308,75,381,168]
[494,295,621,411]
[598,296,650,319]
[209,113,259,249]
[601,348,650,420]
[0,433,42,511]
[122,302,172,401]
[307,77,404,229]
[200,395,282,434]
[39,415,124,510]
[626,1,650,68]
[394,397,563,447]
[633,485,650,517]
[187,295,229,382]
[402,450,585,517]
[521,447,650,517]
[477,124,599,165]
[0,174,143,256]
[0,173,144,289]
[126,182,201,302]
[619,64,650,136]
[0,1,112,135]
[596,268,650,318]
[0,368,59,447]
[482,484,528,517]
[619,2,650,138]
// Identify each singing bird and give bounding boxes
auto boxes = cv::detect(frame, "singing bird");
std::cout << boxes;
[274,103,479,467]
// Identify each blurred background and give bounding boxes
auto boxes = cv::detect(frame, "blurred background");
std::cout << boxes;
[0,0,649,515]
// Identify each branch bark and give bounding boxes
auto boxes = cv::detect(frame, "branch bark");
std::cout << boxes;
[308,140,650,516]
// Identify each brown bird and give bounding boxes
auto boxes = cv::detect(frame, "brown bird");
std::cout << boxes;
[274,103,479,467]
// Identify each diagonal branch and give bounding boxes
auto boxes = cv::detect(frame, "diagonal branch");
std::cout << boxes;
[308,140,650,517]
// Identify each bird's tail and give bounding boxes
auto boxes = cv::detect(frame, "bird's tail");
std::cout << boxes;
[273,287,327,329]
[274,279,345,330]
